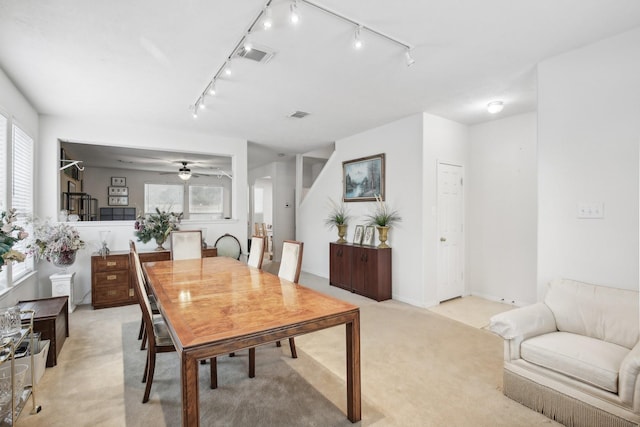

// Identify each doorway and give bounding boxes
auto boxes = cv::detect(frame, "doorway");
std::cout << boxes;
[251,176,273,259]
[437,162,464,302]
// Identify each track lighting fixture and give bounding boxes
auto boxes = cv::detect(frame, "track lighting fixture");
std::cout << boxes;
[263,6,273,29]
[487,101,504,114]
[290,1,300,24]
[191,0,414,117]
[353,26,363,49]
[405,49,415,67]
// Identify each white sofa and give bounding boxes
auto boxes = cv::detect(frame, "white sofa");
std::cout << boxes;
[489,279,640,427]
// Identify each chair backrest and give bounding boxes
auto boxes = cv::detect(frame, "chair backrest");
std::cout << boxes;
[170,230,202,260]
[214,233,242,259]
[129,241,155,341]
[278,240,303,283]
[247,236,265,269]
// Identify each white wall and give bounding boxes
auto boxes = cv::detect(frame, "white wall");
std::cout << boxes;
[0,68,41,306]
[298,114,425,305]
[467,113,538,305]
[36,115,249,305]
[421,113,469,307]
[538,28,640,294]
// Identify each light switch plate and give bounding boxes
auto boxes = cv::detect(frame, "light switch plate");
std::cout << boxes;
[577,202,604,219]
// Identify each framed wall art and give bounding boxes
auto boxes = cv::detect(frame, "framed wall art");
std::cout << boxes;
[343,153,385,202]
[108,186,129,196]
[362,226,376,246]
[111,177,126,186]
[353,225,364,245]
[108,196,129,206]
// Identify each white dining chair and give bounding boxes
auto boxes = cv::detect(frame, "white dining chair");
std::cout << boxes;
[247,236,265,269]
[276,240,304,358]
[170,230,202,260]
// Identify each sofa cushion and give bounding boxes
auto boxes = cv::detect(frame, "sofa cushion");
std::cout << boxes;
[544,279,639,349]
[521,331,629,393]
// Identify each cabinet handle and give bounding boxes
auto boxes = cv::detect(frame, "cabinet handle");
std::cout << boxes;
[107,290,117,296]
[107,261,117,266]
[106,274,117,281]
[129,288,135,297]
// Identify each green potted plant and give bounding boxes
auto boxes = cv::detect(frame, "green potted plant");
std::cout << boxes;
[134,208,183,250]
[325,198,350,243]
[365,195,401,248]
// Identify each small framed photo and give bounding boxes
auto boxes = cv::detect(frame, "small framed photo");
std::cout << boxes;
[353,225,364,245]
[111,177,126,186]
[108,196,128,206]
[363,226,375,246]
[108,186,129,196]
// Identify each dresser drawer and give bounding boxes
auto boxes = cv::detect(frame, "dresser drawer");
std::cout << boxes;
[93,281,131,303]
[94,269,129,285]
[93,254,129,272]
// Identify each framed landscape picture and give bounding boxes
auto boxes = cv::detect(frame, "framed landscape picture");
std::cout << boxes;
[343,153,385,202]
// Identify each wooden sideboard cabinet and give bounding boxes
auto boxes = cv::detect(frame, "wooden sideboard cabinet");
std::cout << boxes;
[91,247,217,309]
[329,242,392,301]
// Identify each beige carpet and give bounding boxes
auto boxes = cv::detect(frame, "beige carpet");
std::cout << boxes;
[427,295,515,329]
[17,272,558,426]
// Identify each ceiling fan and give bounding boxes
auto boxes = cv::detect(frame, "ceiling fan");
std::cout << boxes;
[160,161,233,180]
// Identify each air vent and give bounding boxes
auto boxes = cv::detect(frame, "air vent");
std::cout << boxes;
[288,111,309,119]
[235,44,275,63]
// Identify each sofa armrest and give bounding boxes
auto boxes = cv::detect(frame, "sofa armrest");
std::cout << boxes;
[488,302,557,360]
[619,340,640,410]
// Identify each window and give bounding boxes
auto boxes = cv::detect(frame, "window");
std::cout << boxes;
[189,185,223,219]
[144,183,184,214]
[143,183,224,219]
[0,114,6,287]
[11,123,34,280]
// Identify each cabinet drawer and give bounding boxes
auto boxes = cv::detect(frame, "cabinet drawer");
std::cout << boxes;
[93,255,129,272]
[94,270,129,285]
[93,283,130,303]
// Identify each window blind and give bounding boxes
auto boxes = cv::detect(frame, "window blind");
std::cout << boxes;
[11,123,34,280]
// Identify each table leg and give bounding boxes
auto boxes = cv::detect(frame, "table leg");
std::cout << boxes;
[181,353,200,427]
[346,311,361,422]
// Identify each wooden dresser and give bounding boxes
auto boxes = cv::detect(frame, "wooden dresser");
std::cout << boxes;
[91,247,217,309]
[329,242,392,301]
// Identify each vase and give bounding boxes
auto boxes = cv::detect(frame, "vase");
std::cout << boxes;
[336,224,348,244]
[51,250,77,268]
[155,236,166,251]
[376,226,390,248]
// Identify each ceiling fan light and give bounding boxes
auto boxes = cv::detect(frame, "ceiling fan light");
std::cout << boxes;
[487,100,504,114]
[178,169,192,180]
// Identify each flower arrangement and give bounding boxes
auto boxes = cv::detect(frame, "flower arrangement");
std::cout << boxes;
[27,217,86,263]
[365,195,402,227]
[0,209,28,271]
[324,197,350,229]
[134,208,183,248]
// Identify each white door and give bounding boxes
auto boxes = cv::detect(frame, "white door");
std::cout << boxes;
[437,163,464,302]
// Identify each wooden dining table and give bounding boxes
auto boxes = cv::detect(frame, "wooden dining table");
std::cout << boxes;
[143,256,361,427]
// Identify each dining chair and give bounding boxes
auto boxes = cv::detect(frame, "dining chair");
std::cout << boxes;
[130,241,160,351]
[247,236,266,269]
[214,233,242,259]
[170,230,202,260]
[276,240,304,358]
[129,241,219,401]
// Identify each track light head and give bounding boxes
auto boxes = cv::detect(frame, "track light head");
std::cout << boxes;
[208,82,216,96]
[405,49,415,67]
[290,1,299,24]
[263,7,273,29]
[354,26,363,49]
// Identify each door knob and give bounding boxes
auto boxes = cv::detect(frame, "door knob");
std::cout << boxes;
[440,237,446,242]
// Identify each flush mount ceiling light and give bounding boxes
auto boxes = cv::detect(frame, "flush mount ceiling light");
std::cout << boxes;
[191,0,414,117]
[487,101,505,114]
[178,162,192,181]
